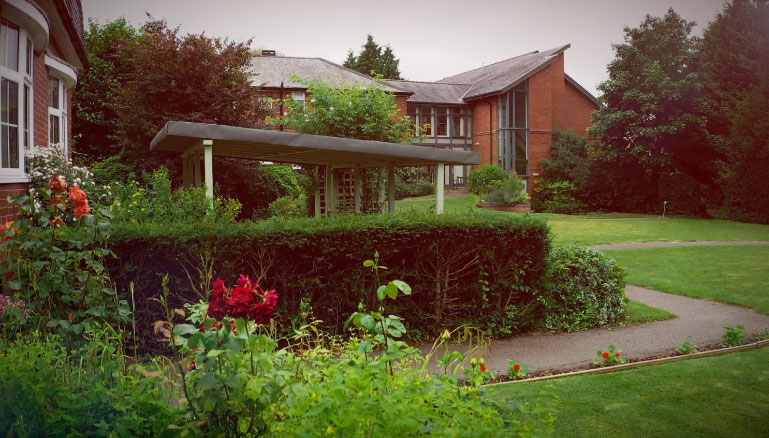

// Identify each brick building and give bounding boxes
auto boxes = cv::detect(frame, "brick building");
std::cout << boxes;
[251,44,599,192]
[0,0,86,223]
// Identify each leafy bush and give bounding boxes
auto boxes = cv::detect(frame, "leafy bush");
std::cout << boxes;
[109,168,241,223]
[107,213,551,349]
[657,172,709,217]
[538,245,626,331]
[531,180,586,214]
[484,175,530,206]
[395,167,434,199]
[468,164,510,196]
[0,331,180,437]
[268,194,308,218]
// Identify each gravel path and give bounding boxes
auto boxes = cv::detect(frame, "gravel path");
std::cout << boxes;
[426,241,769,374]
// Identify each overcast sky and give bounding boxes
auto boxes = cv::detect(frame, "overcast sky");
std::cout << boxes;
[82,0,726,97]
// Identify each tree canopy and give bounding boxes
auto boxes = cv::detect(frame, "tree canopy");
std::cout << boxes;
[343,35,401,79]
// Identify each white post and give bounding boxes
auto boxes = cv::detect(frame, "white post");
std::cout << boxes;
[203,139,214,208]
[436,162,445,214]
[387,164,395,214]
[324,165,332,217]
[314,167,321,218]
[379,168,386,213]
[193,153,202,187]
[354,165,362,214]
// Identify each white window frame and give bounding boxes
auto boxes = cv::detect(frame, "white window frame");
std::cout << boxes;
[45,55,78,160]
[0,17,34,183]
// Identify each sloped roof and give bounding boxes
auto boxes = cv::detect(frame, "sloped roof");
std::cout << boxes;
[438,45,571,101]
[382,80,472,105]
[249,56,405,94]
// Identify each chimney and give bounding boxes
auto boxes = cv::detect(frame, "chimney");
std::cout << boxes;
[261,50,277,56]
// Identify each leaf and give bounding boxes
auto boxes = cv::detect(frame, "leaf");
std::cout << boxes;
[99,207,115,218]
[6,280,20,290]
[385,283,398,299]
[363,259,375,267]
[376,285,387,301]
[197,373,219,389]
[360,314,376,330]
[391,280,411,295]
[172,324,199,336]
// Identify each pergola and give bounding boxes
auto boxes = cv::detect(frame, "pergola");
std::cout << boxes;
[150,121,481,215]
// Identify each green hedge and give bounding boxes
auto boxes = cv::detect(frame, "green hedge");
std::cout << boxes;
[106,213,551,350]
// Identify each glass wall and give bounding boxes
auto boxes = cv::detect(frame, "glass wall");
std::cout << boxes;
[498,81,529,182]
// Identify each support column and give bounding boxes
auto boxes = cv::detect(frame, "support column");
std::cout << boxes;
[314,167,321,218]
[182,155,191,187]
[379,168,386,214]
[387,164,395,214]
[203,139,214,208]
[324,165,332,217]
[353,165,362,214]
[436,162,445,214]
[193,153,202,187]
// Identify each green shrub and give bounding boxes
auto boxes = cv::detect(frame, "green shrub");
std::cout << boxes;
[268,194,308,218]
[484,175,529,205]
[109,168,241,224]
[468,164,510,196]
[395,168,434,199]
[657,173,709,217]
[531,180,586,213]
[0,331,180,437]
[106,213,551,349]
[538,245,626,331]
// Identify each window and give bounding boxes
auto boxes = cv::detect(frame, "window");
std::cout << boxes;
[498,81,529,178]
[48,76,68,156]
[0,18,33,180]
[407,104,471,138]
[291,91,305,108]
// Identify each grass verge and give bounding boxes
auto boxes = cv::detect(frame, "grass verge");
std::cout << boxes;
[622,299,676,325]
[486,346,769,438]
[608,245,769,315]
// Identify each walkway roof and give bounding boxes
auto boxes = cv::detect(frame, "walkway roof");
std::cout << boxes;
[150,121,481,168]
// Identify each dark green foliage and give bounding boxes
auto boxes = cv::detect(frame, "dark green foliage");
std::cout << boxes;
[467,165,510,196]
[538,245,626,331]
[0,333,181,437]
[105,214,551,349]
[395,168,434,199]
[531,181,586,214]
[343,34,401,79]
[657,172,709,217]
[700,1,769,224]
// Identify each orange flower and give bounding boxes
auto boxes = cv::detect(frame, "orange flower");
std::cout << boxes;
[48,174,67,192]
[480,365,488,373]
[615,352,621,358]
[74,201,91,218]
[602,351,610,359]
[69,186,88,205]
[513,363,521,371]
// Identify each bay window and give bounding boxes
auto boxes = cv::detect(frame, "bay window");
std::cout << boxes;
[0,18,33,181]
[498,81,529,183]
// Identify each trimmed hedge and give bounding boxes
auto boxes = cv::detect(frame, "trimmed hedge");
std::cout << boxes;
[105,213,551,350]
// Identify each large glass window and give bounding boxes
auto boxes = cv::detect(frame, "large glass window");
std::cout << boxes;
[49,76,67,155]
[407,104,471,139]
[498,81,528,180]
[0,18,33,179]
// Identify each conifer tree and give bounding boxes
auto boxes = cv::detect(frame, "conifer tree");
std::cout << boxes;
[344,35,401,79]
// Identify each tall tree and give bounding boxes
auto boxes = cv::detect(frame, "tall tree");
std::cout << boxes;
[589,8,709,211]
[343,35,401,79]
[699,0,769,223]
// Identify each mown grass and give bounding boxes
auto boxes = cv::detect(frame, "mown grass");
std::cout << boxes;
[486,346,769,438]
[607,245,769,315]
[396,194,769,245]
[622,299,676,325]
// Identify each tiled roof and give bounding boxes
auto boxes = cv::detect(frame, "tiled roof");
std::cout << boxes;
[249,56,404,94]
[437,45,571,100]
[382,80,472,105]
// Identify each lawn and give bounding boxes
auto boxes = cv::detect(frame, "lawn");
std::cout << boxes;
[486,346,769,438]
[396,194,769,245]
[607,245,769,315]
[622,299,676,324]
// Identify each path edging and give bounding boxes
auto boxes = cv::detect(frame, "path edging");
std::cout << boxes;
[484,338,769,387]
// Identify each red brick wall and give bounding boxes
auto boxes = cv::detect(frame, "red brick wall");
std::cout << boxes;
[528,58,557,181]
[34,52,49,147]
[470,97,497,167]
[0,183,27,224]
[563,80,598,136]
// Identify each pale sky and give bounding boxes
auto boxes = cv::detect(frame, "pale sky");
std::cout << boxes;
[82,0,725,97]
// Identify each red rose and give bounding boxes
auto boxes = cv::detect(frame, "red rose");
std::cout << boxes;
[74,201,91,218]
[237,274,256,288]
[207,298,228,320]
[248,288,278,324]
[480,365,488,373]
[212,279,227,300]
[602,351,610,359]
[615,352,621,358]
[513,363,521,371]
[68,186,88,205]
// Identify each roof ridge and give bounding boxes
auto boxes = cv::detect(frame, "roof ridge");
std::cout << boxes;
[386,79,472,86]
[438,50,539,82]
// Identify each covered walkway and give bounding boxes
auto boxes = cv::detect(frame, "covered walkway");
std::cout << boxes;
[150,121,481,215]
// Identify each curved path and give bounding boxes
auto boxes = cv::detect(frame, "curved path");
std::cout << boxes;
[432,241,769,374]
